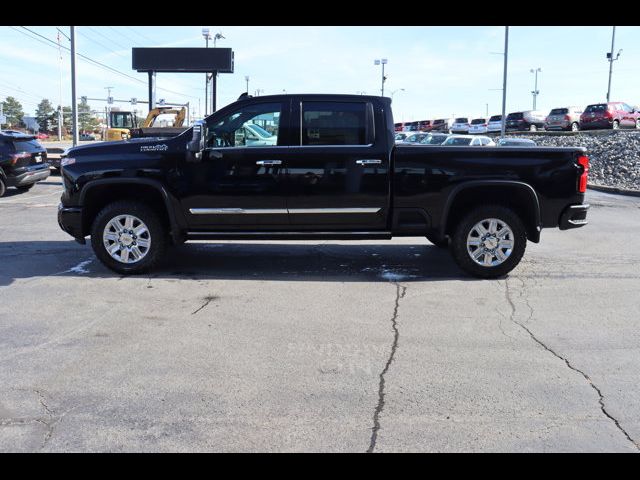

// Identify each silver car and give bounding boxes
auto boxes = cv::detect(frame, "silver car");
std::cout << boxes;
[544,106,583,131]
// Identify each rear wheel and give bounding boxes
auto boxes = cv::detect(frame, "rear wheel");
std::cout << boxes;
[90,200,166,275]
[450,205,527,278]
[636,119,640,129]
[529,124,537,132]
[571,122,579,132]
[0,177,6,198]
[612,120,620,130]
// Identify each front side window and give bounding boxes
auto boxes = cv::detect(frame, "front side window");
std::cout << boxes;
[301,101,372,146]
[207,102,282,148]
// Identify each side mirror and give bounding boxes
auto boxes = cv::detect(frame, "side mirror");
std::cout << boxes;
[186,120,205,161]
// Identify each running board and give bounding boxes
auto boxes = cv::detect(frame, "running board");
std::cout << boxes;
[186,231,393,241]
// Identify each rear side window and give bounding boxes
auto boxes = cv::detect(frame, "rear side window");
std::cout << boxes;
[455,117,468,123]
[489,115,502,121]
[301,101,373,146]
[507,112,523,120]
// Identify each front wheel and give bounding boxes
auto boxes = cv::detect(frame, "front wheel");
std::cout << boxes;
[0,177,6,198]
[571,122,579,132]
[90,200,166,275]
[612,120,620,130]
[450,205,527,278]
[529,124,537,132]
[636,119,640,129]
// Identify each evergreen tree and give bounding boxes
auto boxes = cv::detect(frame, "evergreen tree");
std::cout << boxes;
[78,98,100,133]
[1,96,25,128]
[35,99,55,132]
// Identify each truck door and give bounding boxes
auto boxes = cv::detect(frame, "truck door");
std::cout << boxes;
[177,99,291,228]
[283,99,390,229]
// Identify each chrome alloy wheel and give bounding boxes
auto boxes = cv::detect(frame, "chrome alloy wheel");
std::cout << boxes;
[102,214,151,264]
[466,218,514,267]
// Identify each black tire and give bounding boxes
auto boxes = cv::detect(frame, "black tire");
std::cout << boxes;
[529,124,537,132]
[0,177,6,198]
[426,235,449,249]
[636,119,640,130]
[90,200,166,275]
[571,122,579,132]
[612,120,620,130]
[450,205,527,279]
[16,184,35,191]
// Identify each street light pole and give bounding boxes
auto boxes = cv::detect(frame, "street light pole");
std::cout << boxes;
[530,67,541,110]
[390,88,405,101]
[245,76,250,94]
[606,26,622,102]
[500,26,509,139]
[70,26,78,146]
[374,58,388,97]
[202,28,211,116]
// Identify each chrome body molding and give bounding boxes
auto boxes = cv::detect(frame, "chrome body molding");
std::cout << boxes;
[189,207,382,215]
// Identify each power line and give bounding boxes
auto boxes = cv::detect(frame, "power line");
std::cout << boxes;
[12,26,200,101]
[77,29,127,59]
[85,26,129,52]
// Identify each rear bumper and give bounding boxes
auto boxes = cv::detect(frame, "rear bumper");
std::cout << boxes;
[5,166,50,187]
[559,204,589,230]
[580,119,612,129]
[58,204,86,244]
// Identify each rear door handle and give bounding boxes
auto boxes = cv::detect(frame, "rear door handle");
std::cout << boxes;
[256,160,282,166]
[356,159,382,166]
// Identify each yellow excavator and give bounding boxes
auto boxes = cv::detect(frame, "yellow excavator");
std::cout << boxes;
[105,106,187,141]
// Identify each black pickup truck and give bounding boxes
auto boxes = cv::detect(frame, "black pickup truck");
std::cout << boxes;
[57,94,590,278]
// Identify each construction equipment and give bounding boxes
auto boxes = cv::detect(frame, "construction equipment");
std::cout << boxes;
[105,106,187,141]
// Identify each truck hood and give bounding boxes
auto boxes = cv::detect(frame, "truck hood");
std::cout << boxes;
[65,134,189,157]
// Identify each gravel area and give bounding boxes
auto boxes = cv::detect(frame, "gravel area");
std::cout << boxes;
[508,130,640,191]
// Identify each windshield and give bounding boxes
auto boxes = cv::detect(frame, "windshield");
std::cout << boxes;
[443,137,472,146]
[110,112,135,128]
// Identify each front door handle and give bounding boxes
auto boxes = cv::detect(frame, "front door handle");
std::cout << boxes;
[256,160,282,166]
[356,159,382,166]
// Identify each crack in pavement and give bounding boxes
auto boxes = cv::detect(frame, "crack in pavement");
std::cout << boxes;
[33,389,56,449]
[503,277,640,451]
[191,295,218,315]
[367,282,407,453]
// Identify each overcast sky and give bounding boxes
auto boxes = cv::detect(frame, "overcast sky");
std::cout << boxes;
[1,26,639,122]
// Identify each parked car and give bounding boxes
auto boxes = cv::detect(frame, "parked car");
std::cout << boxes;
[487,115,503,133]
[506,111,547,132]
[394,132,411,144]
[544,106,583,132]
[403,121,420,132]
[497,138,537,147]
[58,93,590,279]
[394,123,404,132]
[468,118,488,134]
[418,133,450,145]
[579,102,640,130]
[36,132,50,140]
[417,120,433,132]
[402,132,429,144]
[450,117,471,134]
[0,131,50,197]
[431,118,452,133]
[80,133,96,141]
[442,134,495,147]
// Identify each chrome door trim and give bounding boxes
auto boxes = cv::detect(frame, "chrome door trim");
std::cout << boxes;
[189,208,288,215]
[189,207,382,215]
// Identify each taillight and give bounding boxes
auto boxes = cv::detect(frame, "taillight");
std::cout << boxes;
[564,115,571,121]
[577,155,589,193]
[9,153,30,166]
[604,110,613,119]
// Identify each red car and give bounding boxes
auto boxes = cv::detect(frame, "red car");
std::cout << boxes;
[36,133,49,139]
[579,102,640,130]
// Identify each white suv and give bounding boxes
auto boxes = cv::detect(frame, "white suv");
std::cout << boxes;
[450,117,470,134]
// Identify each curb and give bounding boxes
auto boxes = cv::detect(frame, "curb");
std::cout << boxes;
[588,184,640,197]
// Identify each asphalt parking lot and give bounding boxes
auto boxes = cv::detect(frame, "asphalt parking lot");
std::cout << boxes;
[1,173,639,452]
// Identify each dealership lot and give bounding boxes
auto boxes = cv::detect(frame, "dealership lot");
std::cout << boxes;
[1,176,639,452]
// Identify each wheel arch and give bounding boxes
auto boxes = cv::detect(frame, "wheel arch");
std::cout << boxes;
[439,180,541,243]
[79,179,184,244]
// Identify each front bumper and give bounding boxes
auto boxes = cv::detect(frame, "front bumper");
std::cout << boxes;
[5,165,50,187]
[58,204,86,244]
[559,204,589,230]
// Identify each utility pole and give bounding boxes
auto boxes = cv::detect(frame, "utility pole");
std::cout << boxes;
[486,103,489,118]
[202,28,211,116]
[374,58,388,97]
[606,26,622,102]
[245,76,250,94]
[70,26,78,146]
[530,67,541,110]
[500,26,509,139]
